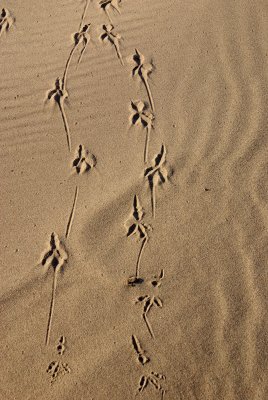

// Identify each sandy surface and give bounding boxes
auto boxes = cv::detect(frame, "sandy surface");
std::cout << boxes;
[1,0,268,399]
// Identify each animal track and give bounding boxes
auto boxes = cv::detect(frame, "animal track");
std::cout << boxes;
[72,144,97,175]
[65,22,91,81]
[63,0,91,88]
[41,233,68,345]
[101,24,124,66]
[132,335,150,365]
[57,335,66,355]
[74,24,91,66]
[135,294,163,339]
[99,0,122,24]
[79,0,90,31]
[47,337,70,383]
[151,269,164,288]
[131,100,154,163]
[144,144,169,219]
[137,372,166,399]
[47,78,71,152]
[41,232,68,272]
[0,8,14,38]
[47,361,71,384]
[125,195,151,286]
[66,146,96,238]
[119,17,167,400]
[132,49,155,112]
[65,186,79,241]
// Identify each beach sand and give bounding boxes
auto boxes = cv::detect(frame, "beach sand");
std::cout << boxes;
[1,0,268,399]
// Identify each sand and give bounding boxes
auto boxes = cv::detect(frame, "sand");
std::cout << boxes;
[1,0,268,399]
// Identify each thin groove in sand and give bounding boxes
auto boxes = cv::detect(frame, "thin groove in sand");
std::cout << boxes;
[79,0,90,31]
[45,270,58,346]
[65,186,79,239]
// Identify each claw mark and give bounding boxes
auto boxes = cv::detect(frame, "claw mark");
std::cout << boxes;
[130,100,154,163]
[41,233,68,345]
[144,144,169,218]
[132,49,155,112]
[137,372,166,398]
[0,8,14,38]
[125,195,152,286]
[99,0,122,24]
[72,144,97,175]
[46,78,71,152]
[137,375,149,394]
[132,335,150,365]
[65,186,79,239]
[101,24,124,66]
[135,295,163,339]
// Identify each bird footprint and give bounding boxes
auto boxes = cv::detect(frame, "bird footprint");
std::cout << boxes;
[125,195,151,286]
[130,100,154,163]
[151,269,164,288]
[46,361,71,384]
[46,336,70,384]
[101,24,124,66]
[73,23,91,66]
[99,0,122,24]
[135,294,163,339]
[46,78,71,152]
[137,371,166,399]
[144,144,169,219]
[132,335,150,365]
[41,233,68,345]
[72,144,97,175]
[0,8,14,38]
[41,232,68,272]
[132,49,155,112]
